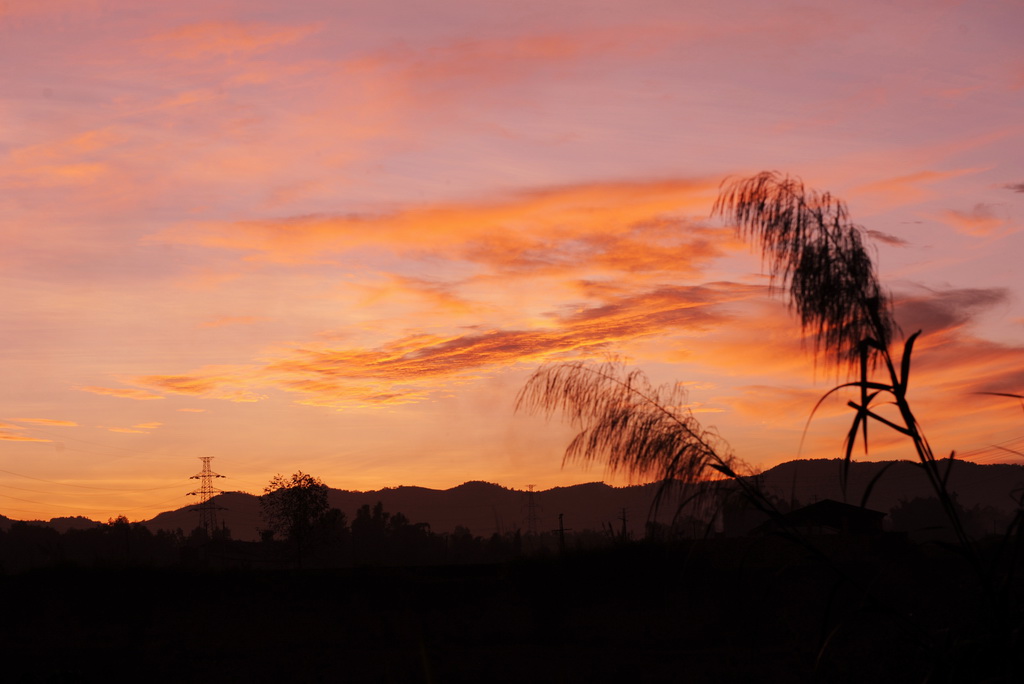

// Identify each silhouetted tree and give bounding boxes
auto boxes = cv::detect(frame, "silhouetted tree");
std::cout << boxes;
[0,522,62,572]
[447,525,481,563]
[348,501,443,565]
[351,501,389,565]
[106,514,133,563]
[260,471,330,566]
[307,507,349,567]
[890,496,966,542]
[187,525,211,546]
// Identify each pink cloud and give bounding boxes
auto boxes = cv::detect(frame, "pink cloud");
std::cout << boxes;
[339,21,684,104]
[854,169,980,208]
[4,128,122,189]
[200,315,268,329]
[144,21,320,60]
[0,0,76,19]
[865,229,910,247]
[941,203,1006,236]
[896,287,1008,336]
[75,386,165,401]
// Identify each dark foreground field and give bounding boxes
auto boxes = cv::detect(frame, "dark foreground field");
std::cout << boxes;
[1,536,1020,683]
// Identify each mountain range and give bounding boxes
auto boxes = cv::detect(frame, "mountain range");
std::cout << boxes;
[2,459,1022,542]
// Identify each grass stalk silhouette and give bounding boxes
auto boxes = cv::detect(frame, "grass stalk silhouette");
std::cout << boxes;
[516,357,762,523]
[713,172,975,548]
[518,171,1022,679]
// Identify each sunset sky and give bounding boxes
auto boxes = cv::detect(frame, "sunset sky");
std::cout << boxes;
[2,0,1023,523]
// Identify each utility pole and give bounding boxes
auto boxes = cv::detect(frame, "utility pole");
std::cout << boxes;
[553,513,572,555]
[619,507,628,542]
[187,457,226,534]
[524,484,541,536]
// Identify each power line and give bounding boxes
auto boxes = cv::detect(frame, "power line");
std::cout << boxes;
[0,468,190,492]
[5,424,170,457]
[0,491,185,516]
[0,482,92,496]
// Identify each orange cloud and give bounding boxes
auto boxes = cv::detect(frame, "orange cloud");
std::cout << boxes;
[107,427,148,434]
[0,430,51,443]
[941,203,1006,236]
[4,128,121,189]
[287,382,434,408]
[9,418,78,426]
[135,367,267,402]
[276,285,740,381]
[133,422,163,430]
[154,179,721,265]
[135,373,232,394]
[131,282,757,409]
[360,275,481,317]
[0,421,53,442]
[75,386,164,401]
[145,21,320,60]
[904,331,1024,399]
[462,220,733,279]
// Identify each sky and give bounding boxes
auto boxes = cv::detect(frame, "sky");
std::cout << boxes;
[2,0,1023,523]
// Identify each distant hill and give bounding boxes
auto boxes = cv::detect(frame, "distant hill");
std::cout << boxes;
[0,513,102,533]
[137,460,1024,541]
[757,459,1024,514]
[141,481,664,542]
[7,459,1022,541]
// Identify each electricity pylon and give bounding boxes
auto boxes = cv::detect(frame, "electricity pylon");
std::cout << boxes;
[187,457,225,534]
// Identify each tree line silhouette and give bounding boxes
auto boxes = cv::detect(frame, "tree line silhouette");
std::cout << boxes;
[0,473,637,572]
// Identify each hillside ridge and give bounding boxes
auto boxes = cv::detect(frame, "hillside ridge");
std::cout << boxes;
[2,459,1021,541]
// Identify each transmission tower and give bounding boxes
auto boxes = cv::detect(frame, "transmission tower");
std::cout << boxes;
[187,457,226,534]
[524,484,541,535]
